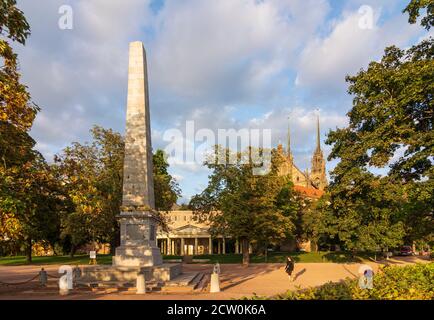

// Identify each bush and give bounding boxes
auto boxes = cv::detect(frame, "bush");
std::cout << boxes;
[248,263,434,300]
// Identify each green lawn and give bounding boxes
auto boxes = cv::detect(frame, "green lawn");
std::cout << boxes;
[0,251,365,266]
[191,251,364,264]
[0,254,113,266]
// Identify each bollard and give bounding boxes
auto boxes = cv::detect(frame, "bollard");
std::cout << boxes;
[210,273,220,293]
[58,266,73,295]
[213,262,221,275]
[59,274,69,295]
[39,268,48,287]
[136,273,146,294]
[72,266,81,281]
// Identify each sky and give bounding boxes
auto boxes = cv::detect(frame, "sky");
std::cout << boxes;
[13,0,431,202]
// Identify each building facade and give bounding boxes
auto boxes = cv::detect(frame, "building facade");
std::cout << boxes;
[157,210,249,255]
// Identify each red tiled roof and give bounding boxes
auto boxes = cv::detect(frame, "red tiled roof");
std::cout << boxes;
[294,185,324,199]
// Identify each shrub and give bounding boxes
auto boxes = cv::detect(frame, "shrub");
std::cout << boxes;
[247,263,434,300]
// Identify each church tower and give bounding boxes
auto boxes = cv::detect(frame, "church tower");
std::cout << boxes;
[310,115,327,190]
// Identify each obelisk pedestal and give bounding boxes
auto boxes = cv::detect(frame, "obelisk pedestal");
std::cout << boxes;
[112,212,163,267]
[112,41,162,268]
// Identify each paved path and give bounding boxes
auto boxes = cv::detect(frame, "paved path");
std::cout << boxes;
[0,256,429,300]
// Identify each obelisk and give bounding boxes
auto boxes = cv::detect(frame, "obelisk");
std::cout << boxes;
[113,41,163,267]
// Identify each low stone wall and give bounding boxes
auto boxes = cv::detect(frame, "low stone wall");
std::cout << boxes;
[79,263,182,284]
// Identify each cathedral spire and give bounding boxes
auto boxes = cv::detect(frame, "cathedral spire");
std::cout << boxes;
[316,113,321,152]
[287,115,291,157]
[310,111,327,191]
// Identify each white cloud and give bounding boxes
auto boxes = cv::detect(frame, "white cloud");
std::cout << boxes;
[296,6,422,92]
[150,0,329,103]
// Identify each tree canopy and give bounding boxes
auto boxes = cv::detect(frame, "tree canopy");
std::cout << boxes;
[190,147,302,265]
[322,3,433,252]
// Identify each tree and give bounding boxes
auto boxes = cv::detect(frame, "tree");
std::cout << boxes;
[55,128,181,255]
[54,126,124,256]
[325,3,433,253]
[153,149,181,212]
[0,0,53,262]
[403,0,434,30]
[190,147,298,265]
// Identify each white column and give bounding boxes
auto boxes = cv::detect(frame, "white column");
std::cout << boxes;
[222,237,226,254]
[181,238,185,255]
[209,237,212,254]
[194,238,198,255]
[167,238,171,255]
[235,239,239,254]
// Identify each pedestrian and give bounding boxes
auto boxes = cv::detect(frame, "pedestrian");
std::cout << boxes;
[285,256,295,281]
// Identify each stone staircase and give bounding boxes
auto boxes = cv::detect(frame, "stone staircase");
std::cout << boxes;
[161,272,209,293]
[75,271,210,294]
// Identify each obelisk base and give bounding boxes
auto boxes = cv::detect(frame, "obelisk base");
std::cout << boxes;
[113,211,163,267]
[113,246,163,267]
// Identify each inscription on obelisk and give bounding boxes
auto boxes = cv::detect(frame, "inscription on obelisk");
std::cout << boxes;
[113,41,163,267]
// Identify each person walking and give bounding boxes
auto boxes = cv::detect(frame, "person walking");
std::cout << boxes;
[285,256,295,281]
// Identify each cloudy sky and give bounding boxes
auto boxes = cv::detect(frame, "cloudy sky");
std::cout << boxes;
[13,0,431,202]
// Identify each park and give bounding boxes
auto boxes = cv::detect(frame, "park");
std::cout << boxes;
[0,0,433,302]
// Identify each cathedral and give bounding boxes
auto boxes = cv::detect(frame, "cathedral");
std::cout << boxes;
[276,115,327,198]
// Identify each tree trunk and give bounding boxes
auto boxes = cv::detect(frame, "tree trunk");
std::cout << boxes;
[110,236,119,255]
[69,245,76,258]
[242,238,249,266]
[25,238,32,263]
[264,242,268,263]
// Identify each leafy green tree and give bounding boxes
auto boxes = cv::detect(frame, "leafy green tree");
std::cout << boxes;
[404,0,434,30]
[325,3,433,253]
[54,126,124,256]
[153,149,181,211]
[55,128,182,255]
[191,147,298,265]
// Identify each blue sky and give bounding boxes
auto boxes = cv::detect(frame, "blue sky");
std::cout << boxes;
[13,0,431,202]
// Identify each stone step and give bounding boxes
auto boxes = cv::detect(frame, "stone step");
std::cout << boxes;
[162,272,199,287]
[190,273,205,290]
[160,272,205,293]
[195,273,210,292]
[77,280,163,293]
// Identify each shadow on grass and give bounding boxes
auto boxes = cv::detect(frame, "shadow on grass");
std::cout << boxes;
[322,252,363,263]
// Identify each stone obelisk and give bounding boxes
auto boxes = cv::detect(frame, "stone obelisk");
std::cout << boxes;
[113,41,163,267]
